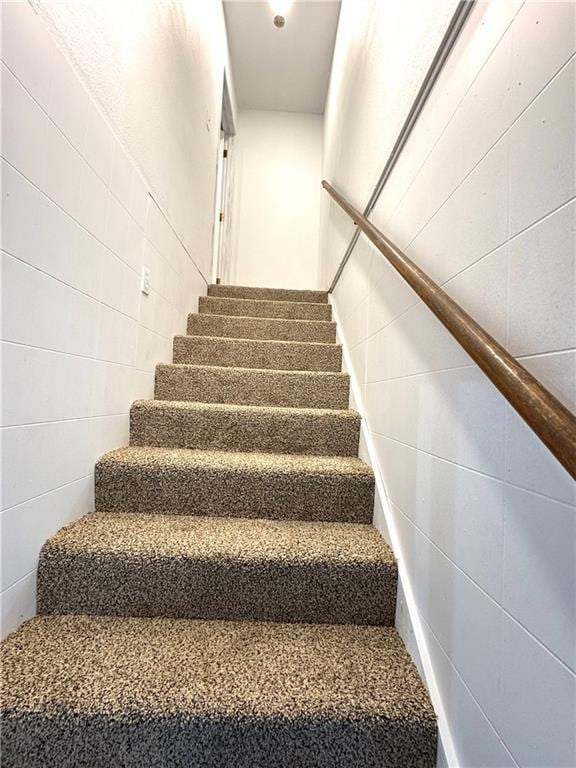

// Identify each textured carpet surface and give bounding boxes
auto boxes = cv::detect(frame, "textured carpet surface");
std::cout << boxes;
[1,615,436,768]
[130,399,360,455]
[199,295,332,321]
[95,446,374,522]
[38,513,396,624]
[173,334,342,372]
[208,284,329,304]
[154,363,350,409]
[187,312,337,343]
[1,282,437,766]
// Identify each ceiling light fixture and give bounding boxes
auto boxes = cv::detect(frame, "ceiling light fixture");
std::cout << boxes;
[270,0,292,28]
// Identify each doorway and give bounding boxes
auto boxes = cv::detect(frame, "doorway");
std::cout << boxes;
[211,71,236,284]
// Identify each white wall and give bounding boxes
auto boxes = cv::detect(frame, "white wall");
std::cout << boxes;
[1,1,230,637]
[230,109,323,290]
[33,0,231,280]
[321,1,575,766]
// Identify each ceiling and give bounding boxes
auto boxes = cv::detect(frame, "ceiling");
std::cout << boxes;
[223,1,341,115]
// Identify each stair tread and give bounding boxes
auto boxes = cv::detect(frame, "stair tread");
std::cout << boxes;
[134,398,359,420]
[208,284,329,304]
[42,512,393,565]
[188,313,337,343]
[95,446,374,522]
[204,295,329,309]
[200,295,332,320]
[157,362,348,379]
[177,334,340,349]
[98,445,373,478]
[189,312,334,326]
[154,363,350,410]
[131,399,360,456]
[2,614,435,726]
[39,513,396,625]
[173,335,342,373]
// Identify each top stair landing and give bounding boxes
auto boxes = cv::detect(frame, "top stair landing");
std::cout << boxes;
[208,284,329,304]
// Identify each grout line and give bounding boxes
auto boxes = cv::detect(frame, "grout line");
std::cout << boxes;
[0,60,143,235]
[1,335,173,370]
[415,607,522,767]
[517,347,576,361]
[384,2,528,232]
[0,567,37,596]
[365,361,475,386]
[2,248,140,324]
[369,431,575,509]
[432,194,576,290]
[0,338,138,369]
[400,52,576,255]
[394,502,576,677]
[328,0,482,294]
[0,151,140,280]
[1,143,191,306]
[0,412,129,430]
[1,154,193,306]
[495,194,576,251]
[147,193,209,286]
[362,344,576,386]
[347,193,575,352]
[1,473,93,516]
[1,410,141,430]
[351,296,422,348]
[330,0,528,295]
[1,55,209,287]
[3,246,191,341]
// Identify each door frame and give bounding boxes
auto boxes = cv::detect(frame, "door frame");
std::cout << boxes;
[211,71,236,284]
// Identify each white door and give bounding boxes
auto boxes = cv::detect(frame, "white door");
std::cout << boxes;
[211,130,226,283]
[218,134,234,284]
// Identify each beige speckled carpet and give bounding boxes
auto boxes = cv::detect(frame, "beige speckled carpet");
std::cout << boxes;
[1,284,436,767]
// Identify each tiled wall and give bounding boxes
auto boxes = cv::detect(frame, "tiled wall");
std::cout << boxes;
[1,3,207,637]
[322,2,575,765]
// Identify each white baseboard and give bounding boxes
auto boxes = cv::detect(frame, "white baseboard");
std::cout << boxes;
[330,294,458,768]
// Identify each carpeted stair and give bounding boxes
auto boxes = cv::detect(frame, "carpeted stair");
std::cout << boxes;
[207,283,329,303]
[1,284,437,767]
[2,616,435,768]
[199,295,333,320]
[187,312,337,342]
[154,362,351,408]
[95,446,374,521]
[172,334,343,371]
[130,399,361,454]
[37,513,397,625]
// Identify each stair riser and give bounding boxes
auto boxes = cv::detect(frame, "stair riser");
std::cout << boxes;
[208,284,329,304]
[38,553,396,626]
[1,713,436,768]
[95,463,374,523]
[173,336,342,372]
[155,365,350,410]
[199,296,332,321]
[130,405,360,455]
[187,314,337,343]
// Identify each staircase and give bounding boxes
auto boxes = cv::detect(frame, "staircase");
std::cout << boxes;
[1,285,437,767]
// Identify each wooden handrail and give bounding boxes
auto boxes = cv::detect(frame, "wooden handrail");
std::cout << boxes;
[322,180,576,479]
